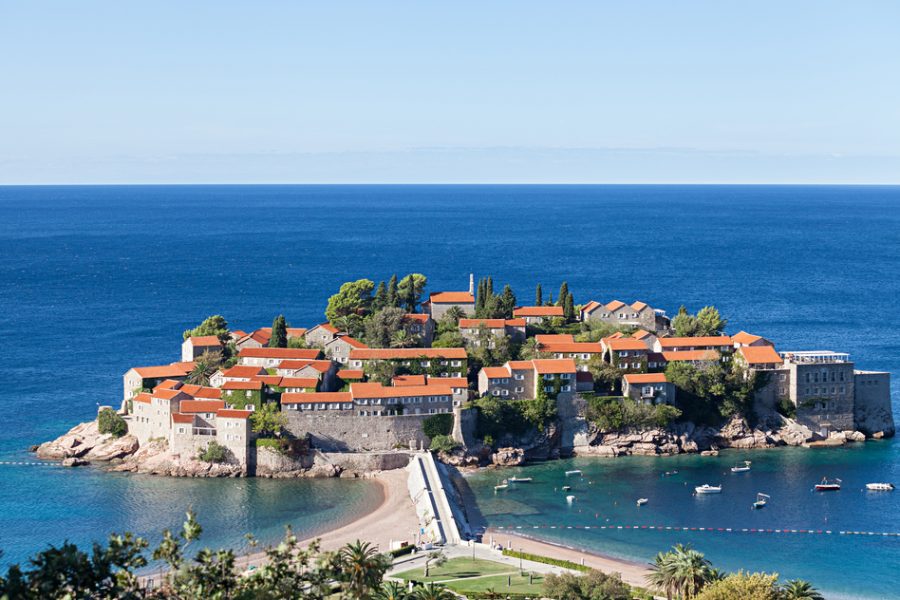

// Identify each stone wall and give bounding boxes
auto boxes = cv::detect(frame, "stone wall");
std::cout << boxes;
[853,371,895,436]
[451,406,478,448]
[285,413,434,451]
[255,447,412,476]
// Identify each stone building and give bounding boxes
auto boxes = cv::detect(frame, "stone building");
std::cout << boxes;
[458,318,526,347]
[622,373,676,405]
[181,335,223,362]
[404,313,435,346]
[122,362,195,404]
[347,347,468,378]
[580,300,668,332]
[512,305,564,325]
[477,358,577,400]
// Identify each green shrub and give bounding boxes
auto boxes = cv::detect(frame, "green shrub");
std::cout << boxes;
[97,408,127,438]
[584,396,681,432]
[422,413,454,438]
[255,438,282,452]
[777,397,797,418]
[198,441,229,463]
[389,544,414,558]
[429,434,459,454]
[502,549,589,572]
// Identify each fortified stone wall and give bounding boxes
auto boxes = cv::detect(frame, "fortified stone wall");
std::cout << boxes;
[285,413,434,451]
[853,371,895,436]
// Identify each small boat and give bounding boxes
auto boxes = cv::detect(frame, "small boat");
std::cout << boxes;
[566,495,576,504]
[565,469,582,477]
[731,461,752,473]
[694,484,722,495]
[561,485,572,491]
[636,498,649,506]
[663,470,679,476]
[752,493,770,509]
[509,477,533,483]
[815,477,841,491]
[494,480,508,491]
[866,483,895,491]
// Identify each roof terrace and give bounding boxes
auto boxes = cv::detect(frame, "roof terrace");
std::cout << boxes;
[780,351,851,364]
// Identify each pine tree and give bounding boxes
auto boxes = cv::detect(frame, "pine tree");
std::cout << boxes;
[535,284,542,306]
[269,314,287,348]
[557,282,569,307]
[564,292,575,322]
[386,274,399,308]
[372,281,387,311]
[499,285,517,319]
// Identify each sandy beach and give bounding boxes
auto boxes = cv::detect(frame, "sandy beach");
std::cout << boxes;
[485,528,652,589]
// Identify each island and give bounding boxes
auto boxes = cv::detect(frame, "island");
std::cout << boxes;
[36,273,895,478]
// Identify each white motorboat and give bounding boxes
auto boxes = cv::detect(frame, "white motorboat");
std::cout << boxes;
[815,477,841,491]
[566,495,576,504]
[866,483,895,491]
[695,484,722,494]
[565,469,582,477]
[494,481,508,491]
[509,477,533,483]
[561,485,572,491]
[636,498,649,506]
[731,461,752,473]
[752,492,770,509]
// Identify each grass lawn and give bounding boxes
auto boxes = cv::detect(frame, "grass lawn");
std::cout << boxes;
[394,557,545,595]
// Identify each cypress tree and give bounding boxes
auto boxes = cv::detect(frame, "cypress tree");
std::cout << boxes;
[487,276,494,297]
[557,282,569,307]
[386,274,399,307]
[547,291,554,306]
[500,285,517,319]
[475,278,485,316]
[373,281,387,311]
[269,314,287,348]
[535,284,542,306]
[564,292,575,322]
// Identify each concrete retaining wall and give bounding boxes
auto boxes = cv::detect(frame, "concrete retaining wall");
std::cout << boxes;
[285,413,433,452]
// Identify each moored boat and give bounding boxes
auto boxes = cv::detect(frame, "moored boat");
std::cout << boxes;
[731,461,752,473]
[865,482,894,491]
[815,477,841,491]
[509,477,533,483]
[695,484,722,494]
[566,495,576,503]
[752,492,770,509]
[494,480,509,491]
[565,469,582,477]
[637,498,649,506]
[561,485,572,491]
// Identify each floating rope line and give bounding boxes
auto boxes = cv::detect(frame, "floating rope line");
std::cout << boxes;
[0,461,57,467]
[491,524,900,537]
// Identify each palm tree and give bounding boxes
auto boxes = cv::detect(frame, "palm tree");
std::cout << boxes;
[186,350,222,386]
[782,579,824,600]
[646,544,715,600]
[374,580,410,600]
[413,583,456,600]
[339,540,391,599]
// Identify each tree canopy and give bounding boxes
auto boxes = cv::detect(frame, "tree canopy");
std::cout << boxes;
[397,273,427,312]
[325,279,375,326]
[672,305,727,337]
[269,314,288,348]
[183,315,230,343]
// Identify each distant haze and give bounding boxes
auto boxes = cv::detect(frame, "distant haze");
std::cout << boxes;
[2,1,899,184]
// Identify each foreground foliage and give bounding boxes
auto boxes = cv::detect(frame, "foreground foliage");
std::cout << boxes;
[97,408,128,438]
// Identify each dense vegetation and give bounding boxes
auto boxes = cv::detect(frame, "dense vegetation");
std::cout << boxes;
[474,391,557,443]
[584,395,682,431]
[671,305,727,337]
[422,413,454,438]
[97,408,128,438]
[197,440,228,463]
[664,361,762,425]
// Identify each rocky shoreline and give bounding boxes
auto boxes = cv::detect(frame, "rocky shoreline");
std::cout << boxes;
[34,412,892,477]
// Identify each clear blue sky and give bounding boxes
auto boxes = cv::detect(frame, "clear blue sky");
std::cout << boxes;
[2,1,899,183]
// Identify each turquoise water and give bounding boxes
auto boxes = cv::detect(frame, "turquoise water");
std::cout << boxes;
[0,184,898,586]
[467,445,900,599]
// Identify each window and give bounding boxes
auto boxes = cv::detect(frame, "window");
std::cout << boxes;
[500,389,509,396]
[560,373,570,380]
[648,362,657,368]
[492,390,500,396]
[544,386,554,392]
[514,373,525,380]
[451,360,462,367]
[632,363,641,369]
[619,351,629,357]
[515,387,524,393]
[561,385,571,392]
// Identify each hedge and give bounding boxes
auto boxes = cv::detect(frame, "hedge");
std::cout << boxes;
[389,544,415,558]
[501,549,589,572]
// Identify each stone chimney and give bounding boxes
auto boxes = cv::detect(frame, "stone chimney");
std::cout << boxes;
[469,273,474,295]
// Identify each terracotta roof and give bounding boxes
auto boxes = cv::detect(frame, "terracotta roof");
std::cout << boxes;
[221,380,263,390]
[393,374,427,386]
[282,392,352,404]
[217,409,253,419]
[179,400,226,413]
[428,292,475,304]
[404,313,431,323]
[277,359,331,373]
[231,330,247,338]
[329,335,368,348]
[513,306,564,317]
[337,369,365,379]
[172,413,195,424]
[222,365,267,378]
[238,347,321,359]
[131,364,193,378]
[250,375,284,386]
[532,359,578,374]
[155,379,183,391]
[433,376,468,388]
[459,318,507,329]
[240,329,271,345]
[632,330,653,340]
[350,382,454,399]
[309,323,340,334]
[279,377,319,388]
[631,301,649,311]
[185,335,223,347]
[534,334,575,343]
[662,350,721,362]
[539,341,604,354]
[732,331,766,345]
[178,384,222,399]
[738,345,783,365]
[604,338,649,351]
[286,327,308,337]
[508,360,534,370]
[605,300,626,311]
[658,336,733,348]
[151,388,188,400]
[624,373,667,384]
[349,347,467,360]
[581,300,602,314]
[482,366,511,378]
[133,392,151,404]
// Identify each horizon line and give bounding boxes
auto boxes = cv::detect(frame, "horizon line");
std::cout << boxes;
[2,182,900,187]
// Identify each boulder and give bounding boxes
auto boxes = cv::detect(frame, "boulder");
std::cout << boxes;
[61,457,89,467]
[873,431,885,439]
[844,430,866,443]
[492,447,526,466]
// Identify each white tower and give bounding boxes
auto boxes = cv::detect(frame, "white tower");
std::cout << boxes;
[468,273,474,295]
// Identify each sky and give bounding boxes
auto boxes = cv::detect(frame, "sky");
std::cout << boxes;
[1,1,899,184]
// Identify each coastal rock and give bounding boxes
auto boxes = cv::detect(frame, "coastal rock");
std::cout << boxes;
[111,439,243,477]
[35,420,140,462]
[873,431,885,439]
[492,447,526,466]
[61,457,89,467]
[700,450,719,457]
[844,430,866,443]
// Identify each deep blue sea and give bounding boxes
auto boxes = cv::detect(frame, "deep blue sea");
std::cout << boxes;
[0,185,898,596]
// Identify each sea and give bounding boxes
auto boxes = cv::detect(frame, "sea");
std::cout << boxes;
[0,185,898,597]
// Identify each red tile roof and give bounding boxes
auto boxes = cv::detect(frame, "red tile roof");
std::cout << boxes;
[222,365,267,378]
[459,318,506,328]
[217,409,253,419]
[631,301,649,311]
[178,384,222,399]
[185,335,222,347]
[532,359,578,374]
[404,313,431,323]
[286,327,308,337]
[279,377,319,388]
[513,306,564,317]
[151,388,188,400]
[433,376,468,388]
[350,382,454,399]
[393,374,427,386]
[172,413,195,424]
[632,330,653,340]
[428,292,475,304]
[604,338,650,351]
[133,392,151,404]
[132,364,193,378]
[277,359,331,372]
[657,336,733,348]
[539,342,604,354]
[155,379,183,391]
[738,345,783,365]
[624,373,667,384]
[535,334,575,343]
[221,380,263,390]
[250,375,284,386]
[309,323,340,334]
[662,350,721,362]
[732,331,767,345]
[508,360,534,370]
[330,335,368,348]
[605,300,626,311]
[482,366,511,378]
[337,369,365,379]
[581,300,602,314]
[282,392,352,404]
[179,400,226,413]
[349,348,467,360]
[238,348,321,359]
